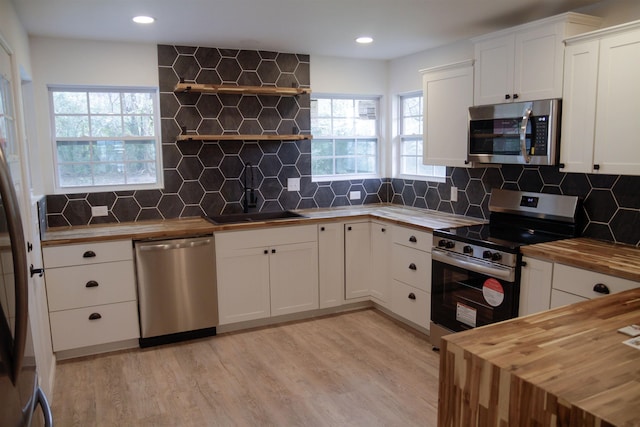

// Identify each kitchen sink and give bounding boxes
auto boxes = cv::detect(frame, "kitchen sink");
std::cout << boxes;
[205,210,306,224]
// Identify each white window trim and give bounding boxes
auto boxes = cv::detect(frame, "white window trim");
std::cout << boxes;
[311,94,382,182]
[48,85,163,194]
[396,92,446,183]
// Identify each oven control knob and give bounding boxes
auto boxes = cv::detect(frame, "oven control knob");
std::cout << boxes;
[492,252,502,261]
[483,250,493,259]
[438,239,447,247]
[445,241,455,249]
[463,245,473,254]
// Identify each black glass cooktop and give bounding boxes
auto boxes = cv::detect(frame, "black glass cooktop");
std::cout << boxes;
[433,223,572,253]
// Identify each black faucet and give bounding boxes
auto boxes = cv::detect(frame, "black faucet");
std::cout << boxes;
[243,162,257,213]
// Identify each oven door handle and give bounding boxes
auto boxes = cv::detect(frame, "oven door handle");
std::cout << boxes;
[432,248,516,282]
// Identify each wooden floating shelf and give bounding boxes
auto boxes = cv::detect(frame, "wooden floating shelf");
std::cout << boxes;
[174,83,312,96]
[177,134,312,141]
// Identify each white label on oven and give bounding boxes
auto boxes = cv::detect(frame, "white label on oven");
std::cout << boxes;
[456,303,477,328]
[482,278,505,307]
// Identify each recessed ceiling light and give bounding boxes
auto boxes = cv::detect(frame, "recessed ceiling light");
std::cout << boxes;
[133,16,155,24]
[356,36,373,44]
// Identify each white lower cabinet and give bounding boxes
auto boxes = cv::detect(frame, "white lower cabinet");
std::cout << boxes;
[215,225,318,325]
[390,226,432,329]
[42,240,139,352]
[370,221,391,305]
[519,256,554,316]
[344,222,372,300]
[318,222,344,308]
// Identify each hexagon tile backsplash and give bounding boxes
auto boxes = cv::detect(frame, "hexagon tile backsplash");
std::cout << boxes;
[43,44,640,247]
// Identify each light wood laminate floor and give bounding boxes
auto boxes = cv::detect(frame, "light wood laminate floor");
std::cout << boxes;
[52,309,439,426]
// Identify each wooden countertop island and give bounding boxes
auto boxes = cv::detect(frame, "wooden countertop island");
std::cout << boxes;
[439,288,640,427]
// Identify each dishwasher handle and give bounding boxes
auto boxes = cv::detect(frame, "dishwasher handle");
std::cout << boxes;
[137,238,212,252]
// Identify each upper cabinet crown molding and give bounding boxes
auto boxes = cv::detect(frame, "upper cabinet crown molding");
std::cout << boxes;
[419,59,474,75]
[564,18,640,44]
[472,12,602,106]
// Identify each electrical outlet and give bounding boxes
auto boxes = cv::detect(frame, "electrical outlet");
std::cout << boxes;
[91,205,109,216]
[287,177,300,191]
[349,191,361,200]
[451,186,458,202]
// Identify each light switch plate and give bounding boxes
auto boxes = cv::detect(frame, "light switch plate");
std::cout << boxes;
[91,205,109,216]
[349,191,361,200]
[451,186,458,202]
[288,177,301,191]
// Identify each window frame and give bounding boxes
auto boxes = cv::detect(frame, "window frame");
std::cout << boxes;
[48,85,163,194]
[310,94,381,182]
[397,92,445,182]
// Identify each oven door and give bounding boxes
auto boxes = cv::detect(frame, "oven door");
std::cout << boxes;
[431,248,520,337]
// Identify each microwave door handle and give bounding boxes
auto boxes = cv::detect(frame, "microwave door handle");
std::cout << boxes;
[520,108,532,164]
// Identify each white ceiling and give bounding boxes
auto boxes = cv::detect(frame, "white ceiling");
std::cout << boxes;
[12,0,606,60]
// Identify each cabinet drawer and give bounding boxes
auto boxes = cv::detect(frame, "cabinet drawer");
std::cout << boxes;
[46,261,136,311]
[392,244,431,292]
[391,280,430,329]
[215,225,317,250]
[49,301,140,352]
[550,289,588,309]
[552,263,638,300]
[392,226,432,252]
[43,240,133,268]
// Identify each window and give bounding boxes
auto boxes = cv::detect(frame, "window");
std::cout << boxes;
[310,96,379,180]
[49,86,161,192]
[399,93,445,180]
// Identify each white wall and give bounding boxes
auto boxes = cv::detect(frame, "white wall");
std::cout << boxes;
[29,37,158,194]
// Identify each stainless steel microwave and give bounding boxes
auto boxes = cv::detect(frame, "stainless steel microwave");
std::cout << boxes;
[468,99,561,165]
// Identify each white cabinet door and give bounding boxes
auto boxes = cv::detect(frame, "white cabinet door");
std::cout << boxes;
[593,27,640,175]
[514,25,564,101]
[559,39,600,173]
[344,222,371,299]
[318,223,344,308]
[519,256,553,316]
[217,246,271,324]
[270,241,319,316]
[370,222,391,304]
[422,61,474,168]
[474,34,515,105]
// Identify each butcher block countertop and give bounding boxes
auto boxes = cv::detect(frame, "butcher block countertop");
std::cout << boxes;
[40,204,483,246]
[521,237,640,282]
[439,288,640,427]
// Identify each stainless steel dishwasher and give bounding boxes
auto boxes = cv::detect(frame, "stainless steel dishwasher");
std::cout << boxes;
[134,235,218,347]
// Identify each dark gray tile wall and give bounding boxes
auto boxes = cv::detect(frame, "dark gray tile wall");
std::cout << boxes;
[43,44,639,247]
[390,165,640,247]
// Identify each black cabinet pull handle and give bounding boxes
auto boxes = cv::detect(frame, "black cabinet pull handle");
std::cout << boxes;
[88,313,102,320]
[408,293,416,300]
[347,226,352,231]
[264,249,268,254]
[593,283,610,295]
[271,249,276,254]
[85,280,99,288]
[505,94,511,100]
[409,236,417,243]
[83,250,96,258]
[320,226,325,231]
[513,94,519,99]
[409,263,417,271]
[593,164,600,170]
[521,261,527,267]
[381,228,386,232]
[558,163,565,169]
[29,264,44,278]
[464,160,470,165]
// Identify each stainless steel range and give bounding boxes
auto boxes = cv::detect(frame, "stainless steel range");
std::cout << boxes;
[430,188,581,349]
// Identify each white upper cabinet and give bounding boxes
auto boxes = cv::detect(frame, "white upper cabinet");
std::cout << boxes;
[421,60,474,168]
[561,21,640,175]
[473,13,601,106]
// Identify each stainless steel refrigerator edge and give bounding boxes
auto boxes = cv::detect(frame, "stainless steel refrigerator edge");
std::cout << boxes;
[134,236,218,347]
